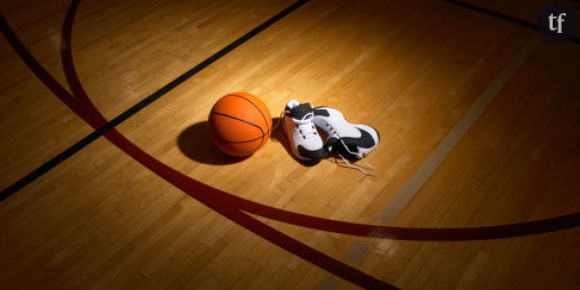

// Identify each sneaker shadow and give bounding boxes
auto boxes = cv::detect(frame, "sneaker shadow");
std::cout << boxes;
[270,117,321,167]
[177,121,247,165]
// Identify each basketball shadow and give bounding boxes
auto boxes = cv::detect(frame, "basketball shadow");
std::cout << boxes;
[270,117,320,167]
[177,121,247,165]
[178,118,320,166]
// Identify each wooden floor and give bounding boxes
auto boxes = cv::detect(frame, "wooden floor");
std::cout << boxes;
[1,0,579,289]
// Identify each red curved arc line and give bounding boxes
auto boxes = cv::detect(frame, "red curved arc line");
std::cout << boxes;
[4,0,580,242]
[240,203,580,240]
[58,1,396,289]
[55,0,580,241]
[60,0,108,128]
[55,0,580,242]
[3,2,579,242]
[57,1,579,285]
[2,1,579,287]
[4,7,393,290]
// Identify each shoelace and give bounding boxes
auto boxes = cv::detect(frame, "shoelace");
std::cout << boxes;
[275,110,320,140]
[276,109,376,176]
[294,113,318,139]
[326,124,376,176]
[272,110,285,131]
[337,139,375,176]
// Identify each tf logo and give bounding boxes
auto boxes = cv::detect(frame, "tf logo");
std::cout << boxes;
[538,4,577,41]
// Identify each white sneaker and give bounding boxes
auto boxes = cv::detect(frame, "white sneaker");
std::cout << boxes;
[282,100,328,161]
[313,106,380,161]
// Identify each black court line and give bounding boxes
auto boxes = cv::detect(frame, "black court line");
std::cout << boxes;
[445,0,580,44]
[1,0,576,202]
[0,0,309,202]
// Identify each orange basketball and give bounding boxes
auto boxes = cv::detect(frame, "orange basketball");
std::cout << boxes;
[208,92,272,157]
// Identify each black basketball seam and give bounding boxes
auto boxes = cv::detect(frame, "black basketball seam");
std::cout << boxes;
[228,94,271,137]
[211,111,265,134]
[227,94,270,146]
[211,111,265,146]
[212,134,265,144]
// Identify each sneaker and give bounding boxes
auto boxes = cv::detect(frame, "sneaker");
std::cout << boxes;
[282,100,328,161]
[312,106,380,161]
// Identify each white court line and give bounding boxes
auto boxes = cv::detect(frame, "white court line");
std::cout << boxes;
[316,34,541,290]
[377,35,541,222]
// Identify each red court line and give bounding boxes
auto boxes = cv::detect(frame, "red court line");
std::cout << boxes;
[3,0,578,243]
[2,0,580,288]
[3,2,396,289]
[57,0,580,243]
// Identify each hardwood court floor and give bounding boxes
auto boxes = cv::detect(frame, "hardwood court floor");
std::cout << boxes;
[1,0,579,289]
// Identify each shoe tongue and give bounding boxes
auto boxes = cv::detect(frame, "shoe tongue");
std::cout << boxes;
[291,103,313,120]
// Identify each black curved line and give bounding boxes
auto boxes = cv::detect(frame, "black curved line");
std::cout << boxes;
[228,93,271,134]
[211,111,265,147]
[211,134,265,144]
[211,111,265,135]
[228,93,272,146]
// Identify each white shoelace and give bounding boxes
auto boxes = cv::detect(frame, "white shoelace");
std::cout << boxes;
[337,139,375,176]
[277,109,376,176]
[294,112,318,140]
[277,110,318,140]
[327,124,376,176]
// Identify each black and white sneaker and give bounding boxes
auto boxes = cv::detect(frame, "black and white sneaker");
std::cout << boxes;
[282,100,328,161]
[313,106,380,161]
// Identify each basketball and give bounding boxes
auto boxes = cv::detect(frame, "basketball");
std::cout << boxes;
[208,92,272,157]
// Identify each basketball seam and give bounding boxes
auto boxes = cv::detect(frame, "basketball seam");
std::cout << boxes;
[228,94,270,146]
[228,94,270,136]
[211,111,265,146]
[212,134,265,144]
